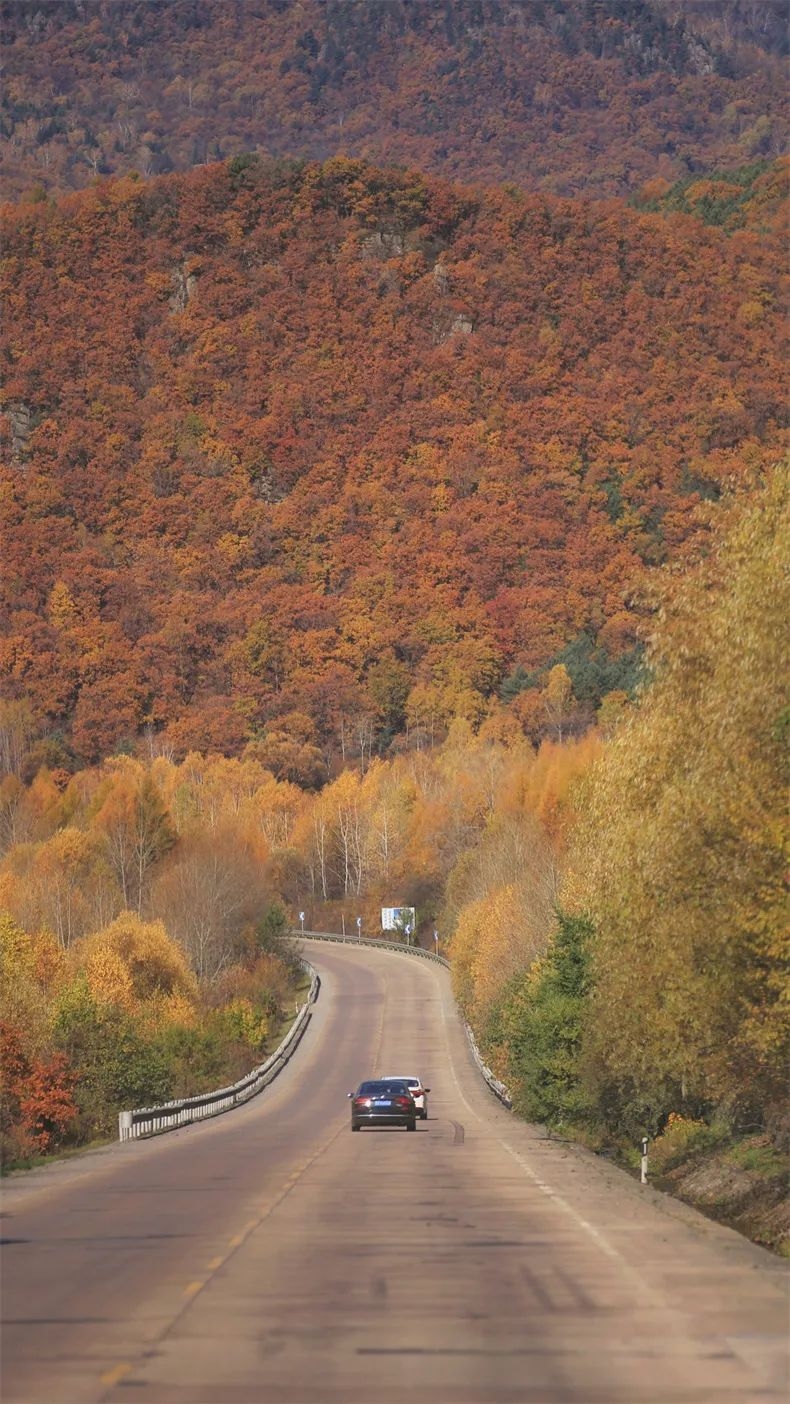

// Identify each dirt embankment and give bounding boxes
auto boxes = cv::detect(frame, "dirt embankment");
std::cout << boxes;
[650,1135,789,1257]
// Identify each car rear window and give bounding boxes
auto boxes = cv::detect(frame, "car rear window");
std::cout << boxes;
[358,1081,409,1095]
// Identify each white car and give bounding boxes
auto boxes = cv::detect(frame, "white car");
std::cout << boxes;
[382,1074,430,1119]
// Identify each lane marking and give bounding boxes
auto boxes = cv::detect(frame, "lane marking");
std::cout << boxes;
[98,953,382,1398]
[99,1363,131,1388]
[436,982,663,1301]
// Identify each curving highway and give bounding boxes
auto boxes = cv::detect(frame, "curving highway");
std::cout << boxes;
[2,941,787,1403]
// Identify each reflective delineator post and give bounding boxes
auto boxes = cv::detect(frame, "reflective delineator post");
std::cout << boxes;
[640,1136,649,1184]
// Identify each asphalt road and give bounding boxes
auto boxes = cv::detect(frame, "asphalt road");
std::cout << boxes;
[1,940,787,1404]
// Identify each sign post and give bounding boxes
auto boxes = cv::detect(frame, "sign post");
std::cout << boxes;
[299,911,305,936]
[381,906,416,941]
[356,916,362,941]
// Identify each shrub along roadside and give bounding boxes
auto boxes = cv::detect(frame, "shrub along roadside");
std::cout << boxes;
[475,907,789,1256]
[0,910,304,1169]
[461,471,789,1254]
[483,911,594,1131]
[480,905,713,1146]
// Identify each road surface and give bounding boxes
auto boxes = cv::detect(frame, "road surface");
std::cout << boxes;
[1,940,787,1403]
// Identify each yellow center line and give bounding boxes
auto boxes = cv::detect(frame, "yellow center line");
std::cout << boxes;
[97,960,357,1397]
[99,1121,358,1395]
[99,1363,132,1388]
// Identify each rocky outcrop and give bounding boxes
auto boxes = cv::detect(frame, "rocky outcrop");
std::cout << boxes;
[169,258,199,313]
[6,401,31,463]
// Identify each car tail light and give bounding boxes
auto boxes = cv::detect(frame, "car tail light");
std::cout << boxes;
[396,1096,412,1108]
[354,1097,371,1108]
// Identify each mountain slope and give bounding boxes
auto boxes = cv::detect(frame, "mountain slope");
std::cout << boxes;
[1,0,787,202]
[1,156,786,765]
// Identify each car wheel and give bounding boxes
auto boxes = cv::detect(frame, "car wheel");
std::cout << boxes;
[351,1122,361,1132]
[421,1109,428,1119]
[407,1120,416,1132]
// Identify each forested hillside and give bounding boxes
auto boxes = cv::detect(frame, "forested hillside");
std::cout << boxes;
[1,155,786,767]
[0,680,591,1160]
[0,0,786,1246]
[1,0,787,202]
[449,465,789,1244]
[1,467,786,1218]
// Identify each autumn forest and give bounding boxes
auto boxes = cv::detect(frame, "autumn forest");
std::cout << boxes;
[0,2,787,1235]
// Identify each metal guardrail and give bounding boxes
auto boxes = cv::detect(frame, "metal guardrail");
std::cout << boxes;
[297,930,513,1110]
[118,960,320,1141]
[464,1021,513,1110]
[294,928,450,967]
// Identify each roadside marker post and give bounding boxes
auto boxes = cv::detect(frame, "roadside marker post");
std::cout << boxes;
[640,1136,649,1184]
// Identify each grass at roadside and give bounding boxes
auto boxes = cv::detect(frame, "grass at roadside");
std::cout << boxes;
[610,1125,789,1257]
[534,1115,789,1257]
[1,1135,114,1175]
[657,1134,790,1256]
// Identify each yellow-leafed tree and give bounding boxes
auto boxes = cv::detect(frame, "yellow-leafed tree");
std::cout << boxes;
[566,463,789,1127]
[75,912,197,1004]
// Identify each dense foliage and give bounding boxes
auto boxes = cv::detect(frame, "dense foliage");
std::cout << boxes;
[1,156,786,767]
[455,467,789,1144]
[1,5,785,1193]
[0,903,301,1159]
[1,471,786,1166]
[568,463,789,1136]
[1,0,787,202]
[0,712,595,1158]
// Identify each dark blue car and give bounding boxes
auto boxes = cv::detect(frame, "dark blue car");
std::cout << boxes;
[348,1079,417,1132]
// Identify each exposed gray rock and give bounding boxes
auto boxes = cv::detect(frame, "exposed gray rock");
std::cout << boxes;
[360,230,406,259]
[6,402,31,463]
[434,312,475,344]
[433,260,450,292]
[169,258,199,312]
